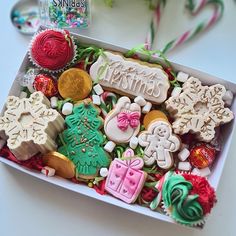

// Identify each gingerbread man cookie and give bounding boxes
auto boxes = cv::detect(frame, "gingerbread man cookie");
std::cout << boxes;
[90,51,170,104]
[138,120,181,169]
[0,92,64,160]
[104,96,141,143]
[165,77,234,142]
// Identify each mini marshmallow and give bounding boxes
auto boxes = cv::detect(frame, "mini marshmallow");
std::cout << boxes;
[129,136,139,149]
[104,141,116,153]
[171,87,182,97]
[62,102,73,116]
[192,167,211,177]
[177,71,189,83]
[178,148,190,161]
[100,167,109,177]
[19,91,27,99]
[134,96,147,107]
[223,90,233,107]
[0,139,6,150]
[142,102,152,114]
[178,161,192,171]
[92,95,101,105]
[93,84,104,95]
[41,166,56,177]
[50,96,58,108]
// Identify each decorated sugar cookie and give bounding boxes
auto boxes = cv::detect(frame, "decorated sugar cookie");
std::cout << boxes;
[165,77,234,142]
[90,51,170,104]
[105,150,147,204]
[138,120,181,169]
[104,96,141,143]
[0,92,64,160]
[58,99,110,179]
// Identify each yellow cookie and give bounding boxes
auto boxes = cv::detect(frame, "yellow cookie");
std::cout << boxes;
[42,151,75,179]
[58,68,92,101]
[143,110,168,130]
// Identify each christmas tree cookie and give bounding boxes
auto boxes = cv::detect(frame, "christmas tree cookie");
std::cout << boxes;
[58,99,110,179]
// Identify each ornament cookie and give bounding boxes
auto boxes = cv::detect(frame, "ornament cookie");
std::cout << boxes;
[104,96,141,143]
[165,77,234,142]
[105,155,147,204]
[138,120,180,169]
[0,92,64,160]
[58,99,110,180]
[90,51,170,104]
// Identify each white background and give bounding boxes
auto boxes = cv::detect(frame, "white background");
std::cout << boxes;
[1,0,236,235]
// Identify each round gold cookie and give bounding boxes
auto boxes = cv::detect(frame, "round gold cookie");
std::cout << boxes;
[58,68,92,101]
[42,151,75,179]
[143,110,168,130]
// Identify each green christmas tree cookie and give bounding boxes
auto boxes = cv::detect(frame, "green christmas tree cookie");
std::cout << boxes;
[58,100,110,179]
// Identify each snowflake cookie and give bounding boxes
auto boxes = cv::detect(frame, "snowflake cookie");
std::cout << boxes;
[165,77,234,142]
[0,92,64,160]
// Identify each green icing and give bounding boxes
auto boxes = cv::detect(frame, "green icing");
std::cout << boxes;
[162,173,204,226]
[58,102,110,178]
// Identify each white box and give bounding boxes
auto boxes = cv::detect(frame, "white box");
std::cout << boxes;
[0,27,235,227]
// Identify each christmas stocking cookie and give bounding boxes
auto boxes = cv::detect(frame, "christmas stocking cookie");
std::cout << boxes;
[138,120,181,169]
[104,96,141,143]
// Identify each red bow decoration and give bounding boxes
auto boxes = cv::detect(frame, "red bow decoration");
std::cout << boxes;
[117,111,140,131]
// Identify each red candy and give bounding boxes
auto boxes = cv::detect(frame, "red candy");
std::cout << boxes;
[33,74,58,97]
[189,143,216,169]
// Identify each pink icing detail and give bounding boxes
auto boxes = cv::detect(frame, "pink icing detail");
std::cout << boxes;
[117,112,140,131]
[123,149,135,158]
[105,158,146,203]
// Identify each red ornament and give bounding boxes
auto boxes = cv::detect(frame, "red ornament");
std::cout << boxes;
[33,74,58,97]
[189,143,216,169]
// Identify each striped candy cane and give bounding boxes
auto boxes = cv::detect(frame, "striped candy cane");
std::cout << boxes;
[145,0,224,53]
[100,91,118,117]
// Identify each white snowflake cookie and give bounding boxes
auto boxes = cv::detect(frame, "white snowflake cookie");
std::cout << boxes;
[138,120,181,169]
[0,92,64,160]
[165,77,234,142]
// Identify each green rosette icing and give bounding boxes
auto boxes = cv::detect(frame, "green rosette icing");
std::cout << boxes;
[58,102,110,179]
[162,174,204,226]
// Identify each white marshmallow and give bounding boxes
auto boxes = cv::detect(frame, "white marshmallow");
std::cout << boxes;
[129,136,139,149]
[41,166,56,177]
[93,84,104,95]
[134,96,147,107]
[192,167,211,177]
[178,161,192,171]
[50,96,58,108]
[178,148,190,161]
[62,102,73,116]
[171,87,182,97]
[92,95,101,105]
[19,91,27,99]
[142,102,152,114]
[177,71,189,83]
[100,167,109,177]
[104,141,116,153]
[223,90,233,107]
[0,139,6,150]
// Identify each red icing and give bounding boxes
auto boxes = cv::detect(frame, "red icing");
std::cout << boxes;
[31,30,74,71]
[182,173,217,215]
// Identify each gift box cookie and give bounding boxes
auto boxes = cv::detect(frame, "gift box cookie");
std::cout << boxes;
[0,27,235,228]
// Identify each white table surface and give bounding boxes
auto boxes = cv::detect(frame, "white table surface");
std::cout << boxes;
[1,1,236,235]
